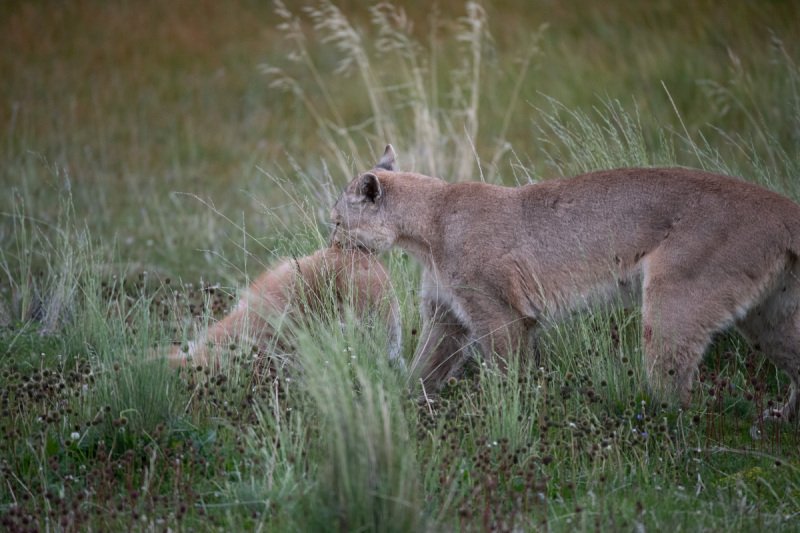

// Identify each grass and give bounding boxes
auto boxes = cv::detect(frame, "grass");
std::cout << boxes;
[2,0,800,531]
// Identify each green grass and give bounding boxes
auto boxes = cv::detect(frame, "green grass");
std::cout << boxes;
[2,1,800,531]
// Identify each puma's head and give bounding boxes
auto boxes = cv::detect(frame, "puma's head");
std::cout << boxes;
[330,144,398,252]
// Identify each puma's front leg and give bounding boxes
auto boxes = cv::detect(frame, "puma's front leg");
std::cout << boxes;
[460,295,527,374]
[410,295,473,392]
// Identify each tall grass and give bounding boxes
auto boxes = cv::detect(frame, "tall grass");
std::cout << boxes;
[263,0,546,182]
[291,318,421,531]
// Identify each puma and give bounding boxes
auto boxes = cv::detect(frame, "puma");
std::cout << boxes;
[166,246,402,370]
[331,145,800,423]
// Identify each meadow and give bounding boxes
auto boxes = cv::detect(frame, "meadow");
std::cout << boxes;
[1,0,800,530]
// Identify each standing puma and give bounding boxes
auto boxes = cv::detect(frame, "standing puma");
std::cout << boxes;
[331,145,800,422]
[167,246,402,370]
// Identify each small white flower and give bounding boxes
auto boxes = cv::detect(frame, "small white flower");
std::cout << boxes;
[70,431,80,441]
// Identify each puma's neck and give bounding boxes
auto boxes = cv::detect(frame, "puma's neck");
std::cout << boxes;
[384,172,446,269]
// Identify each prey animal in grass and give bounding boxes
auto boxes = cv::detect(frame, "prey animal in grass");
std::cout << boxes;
[332,145,800,426]
[166,246,402,371]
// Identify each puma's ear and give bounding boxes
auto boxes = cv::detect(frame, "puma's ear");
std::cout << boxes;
[359,173,382,203]
[375,144,396,171]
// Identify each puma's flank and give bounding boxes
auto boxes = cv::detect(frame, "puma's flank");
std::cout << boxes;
[331,145,800,423]
[167,246,402,370]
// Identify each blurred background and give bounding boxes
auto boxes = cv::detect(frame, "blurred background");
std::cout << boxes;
[2,0,799,279]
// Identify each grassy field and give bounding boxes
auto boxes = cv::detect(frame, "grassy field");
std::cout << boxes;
[2,1,800,530]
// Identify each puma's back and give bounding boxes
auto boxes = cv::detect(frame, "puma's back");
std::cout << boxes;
[429,168,800,318]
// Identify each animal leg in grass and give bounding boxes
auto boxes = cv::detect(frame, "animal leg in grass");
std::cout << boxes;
[459,295,527,374]
[167,301,290,370]
[641,256,771,407]
[166,313,245,369]
[640,317,709,409]
[410,299,472,392]
[737,288,800,426]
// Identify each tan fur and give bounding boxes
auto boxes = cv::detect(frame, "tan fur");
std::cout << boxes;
[331,145,800,423]
[167,246,402,369]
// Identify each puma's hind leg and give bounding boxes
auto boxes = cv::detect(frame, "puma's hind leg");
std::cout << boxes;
[640,303,718,409]
[639,233,799,409]
[641,263,759,408]
[737,280,800,425]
